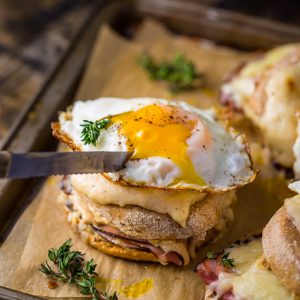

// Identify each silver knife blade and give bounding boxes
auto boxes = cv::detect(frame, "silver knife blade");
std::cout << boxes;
[0,151,132,179]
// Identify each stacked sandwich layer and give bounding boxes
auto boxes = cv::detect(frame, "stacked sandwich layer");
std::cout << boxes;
[59,175,236,265]
[52,98,255,265]
[196,181,300,299]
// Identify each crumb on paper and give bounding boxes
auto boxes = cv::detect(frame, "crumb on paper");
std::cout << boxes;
[48,280,58,289]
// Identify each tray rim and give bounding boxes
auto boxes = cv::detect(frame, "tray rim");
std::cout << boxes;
[135,0,300,49]
[138,0,300,35]
[1,0,300,298]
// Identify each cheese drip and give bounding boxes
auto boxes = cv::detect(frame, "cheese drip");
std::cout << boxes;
[71,174,204,227]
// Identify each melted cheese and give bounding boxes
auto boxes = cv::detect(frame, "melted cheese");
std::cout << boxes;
[233,258,293,300]
[210,239,294,299]
[241,44,296,78]
[69,190,95,223]
[222,44,300,109]
[71,174,205,226]
[285,195,300,233]
[228,239,263,274]
[211,239,262,297]
[150,240,190,265]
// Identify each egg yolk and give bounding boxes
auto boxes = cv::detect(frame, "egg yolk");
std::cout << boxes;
[111,104,208,186]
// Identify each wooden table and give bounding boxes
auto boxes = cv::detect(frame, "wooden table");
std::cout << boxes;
[0,0,101,147]
[0,0,111,240]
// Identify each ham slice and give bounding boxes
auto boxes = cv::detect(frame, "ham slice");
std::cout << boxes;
[93,225,183,266]
[222,291,235,300]
[144,244,182,266]
[196,259,221,284]
[195,256,234,300]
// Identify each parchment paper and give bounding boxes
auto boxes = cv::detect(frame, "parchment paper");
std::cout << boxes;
[0,185,43,287]
[1,20,293,299]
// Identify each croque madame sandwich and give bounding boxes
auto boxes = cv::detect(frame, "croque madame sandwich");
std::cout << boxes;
[221,44,300,174]
[196,180,300,299]
[52,97,255,266]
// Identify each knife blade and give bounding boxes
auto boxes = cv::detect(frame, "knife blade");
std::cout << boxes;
[0,151,132,179]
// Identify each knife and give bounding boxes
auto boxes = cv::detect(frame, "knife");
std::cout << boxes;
[0,151,132,179]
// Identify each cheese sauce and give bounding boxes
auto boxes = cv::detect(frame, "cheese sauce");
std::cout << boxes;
[232,258,293,300]
[241,45,297,78]
[210,239,294,300]
[70,173,206,227]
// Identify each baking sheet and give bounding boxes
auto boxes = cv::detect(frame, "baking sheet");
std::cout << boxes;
[0,20,293,299]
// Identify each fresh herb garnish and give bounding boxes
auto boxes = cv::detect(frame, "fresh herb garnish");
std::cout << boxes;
[221,252,235,268]
[40,239,117,300]
[207,251,216,259]
[80,118,110,146]
[138,52,204,92]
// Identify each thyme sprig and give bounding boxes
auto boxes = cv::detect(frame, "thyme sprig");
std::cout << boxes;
[138,52,204,92]
[221,252,235,268]
[80,118,111,146]
[40,239,117,300]
[206,251,235,268]
[206,251,216,259]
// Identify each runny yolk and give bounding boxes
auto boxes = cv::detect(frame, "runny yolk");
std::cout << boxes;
[110,104,207,186]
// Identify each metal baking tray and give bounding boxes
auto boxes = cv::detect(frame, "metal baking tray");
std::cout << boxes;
[1,0,300,298]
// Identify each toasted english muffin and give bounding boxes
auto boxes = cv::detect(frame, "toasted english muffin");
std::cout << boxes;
[84,191,235,240]
[263,197,300,295]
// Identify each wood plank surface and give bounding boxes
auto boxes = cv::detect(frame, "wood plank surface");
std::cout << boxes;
[0,0,113,240]
[0,0,100,146]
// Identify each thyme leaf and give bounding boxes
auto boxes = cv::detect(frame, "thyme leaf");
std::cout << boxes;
[40,239,117,300]
[138,52,204,92]
[221,252,235,268]
[80,118,110,146]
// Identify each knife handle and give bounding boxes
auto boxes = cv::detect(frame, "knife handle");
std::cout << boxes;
[0,151,11,178]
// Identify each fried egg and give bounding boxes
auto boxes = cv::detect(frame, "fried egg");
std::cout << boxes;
[58,97,254,192]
